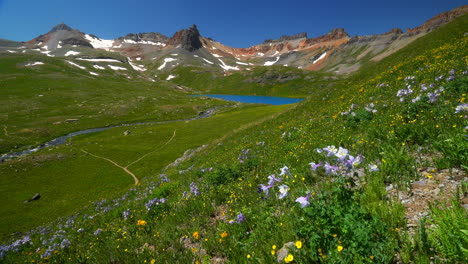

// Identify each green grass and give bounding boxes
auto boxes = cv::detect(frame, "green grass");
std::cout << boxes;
[0,53,230,153]
[0,103,288,239]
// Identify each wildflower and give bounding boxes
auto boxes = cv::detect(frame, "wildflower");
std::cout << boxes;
[77,228,84,233]
[295,192,311,208]
[94,228,102,236]
[190,182,200,196]
[324,162,339,175]
[60,239,71,249]
[455,103,468,113]
[335,147,349,161]
[259,183,273,196]
[345,154,362,170]
[295,241,302,249]
[284,254,294,263]
[123,209,131,220]
[279,166,290,176]
[411,96,421,103]
[151,259,156,264]
[278,185,289,199]
[247,254,251,258]
[220,232,228,238]
[271,249,276,255]
[368,164,379,172]
[159,174,170,182]
[316,148,323,154]
[236,212,246,223]
[137,220,147,226]
[192,231,200,240]
[272,245,277,250]
[145,198,166,212]
[309,162,322,171]
[267,174,282,185]
[323,145,338,156]
[337,245,344,252]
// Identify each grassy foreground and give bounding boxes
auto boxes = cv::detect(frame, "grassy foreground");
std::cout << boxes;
[0,15,467,264]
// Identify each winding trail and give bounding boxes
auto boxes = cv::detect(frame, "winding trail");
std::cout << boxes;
[79,129,177,185]
[80,149,140,185]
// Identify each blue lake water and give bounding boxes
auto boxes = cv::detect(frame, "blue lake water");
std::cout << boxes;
[191,94,303,105]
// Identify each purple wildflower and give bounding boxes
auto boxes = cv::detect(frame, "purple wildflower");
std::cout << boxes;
[123,209,131,220]
[259,184,273,196]
[190,182,200,196]
[77,228,84,233]
[295,192,311,208]
[335,147,349,161]
[159,174,170,182]
[309,162,322,171]
[145,198,166,212]
[345,154,363,170]
[278,185,289,199]
[368,164,379,172]
[60,239,71,249]
[324,162,339,175]
[93,228,102,236]
[316,148,323,154]
[279,166,290,176]
[455,103,468,113]
[236,213,246,223]
[428,92,439,103]
[267,174,282,186]
[323,145,338,156]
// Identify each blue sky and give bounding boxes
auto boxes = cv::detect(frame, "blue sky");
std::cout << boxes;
[0,0,465,48]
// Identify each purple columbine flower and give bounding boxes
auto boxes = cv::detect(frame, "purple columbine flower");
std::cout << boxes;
[428,92,439,103]
[123,209,131,220]
[278,185,289,199]
[345,154,363,170]
[323,145,338,156]
[368,164,379,172]
[316,148,323,154]
[335,147,349,162]
[279,166,290,176]
[259,183,274,196]
[190,182,200,196]
[309,162,322,171]
[324,162,339,175]
[60,239,71,249]
[236,213,246,223]
[267,174,282,186]
[455,103,468,113]
[93,228,103,236]
[295,192,311,208]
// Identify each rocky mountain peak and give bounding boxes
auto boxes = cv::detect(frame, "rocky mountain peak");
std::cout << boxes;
[166,24,203,52]
[326,28,349,39]
[49,23,74,33]
[263,32,308,44]
[384,28,404,35]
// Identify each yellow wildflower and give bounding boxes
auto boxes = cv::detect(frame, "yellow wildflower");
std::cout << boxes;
[284,254,294,263]
[151,259,156,264]
[295,241,302,249]
[337,245,344,252]
[220,231,228,238]
[271,250,276,255]
[192,231,199,240]
[137,220,147,226]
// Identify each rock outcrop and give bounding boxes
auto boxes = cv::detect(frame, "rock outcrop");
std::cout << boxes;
[166,25,203,52]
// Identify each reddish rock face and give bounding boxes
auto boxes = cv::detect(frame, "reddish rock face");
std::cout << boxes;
[166,25,203,52]
[407,5,468,34]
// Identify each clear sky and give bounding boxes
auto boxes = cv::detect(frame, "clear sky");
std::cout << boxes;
[0,0,465,48]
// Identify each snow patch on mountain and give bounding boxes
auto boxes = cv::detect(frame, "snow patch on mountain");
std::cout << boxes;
[122,39,165,46]
[93,65,105,70]
[158,58,177,70]
[77,58,121,63]
[66,61,86,70]
[264,56,280,66]
[65,51,80,56]
[236,61,249,65]
[313,52,327,64]
[129,61,146,71]
[202,58,214,64]
[89,72,99,76]
[108,65,127,71]
[85,34,114,50]
[217,58,239,71]
[25,62,44,67]
[166,74,176,80]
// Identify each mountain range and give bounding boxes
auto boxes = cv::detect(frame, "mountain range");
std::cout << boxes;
[1,5,467,76]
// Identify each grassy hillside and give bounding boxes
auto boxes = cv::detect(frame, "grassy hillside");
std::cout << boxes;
[0,53,229,153]
[0,14,467,263]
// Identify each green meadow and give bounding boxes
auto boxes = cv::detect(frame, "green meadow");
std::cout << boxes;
[0,14,467,264]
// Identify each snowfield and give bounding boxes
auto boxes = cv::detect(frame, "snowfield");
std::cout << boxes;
[158,58,177,70]
[66,61,86,70]
[108,65,127,71]
[65,51,80,56]
[85,34,114,50]
[129,61,147,71]
[313,52,327,64]
[166,75,176,80]
[25,62,44,67]
[218,59,239,71]
[93,65,106,70]
[77,58,121,63]
[264,56,280,66]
